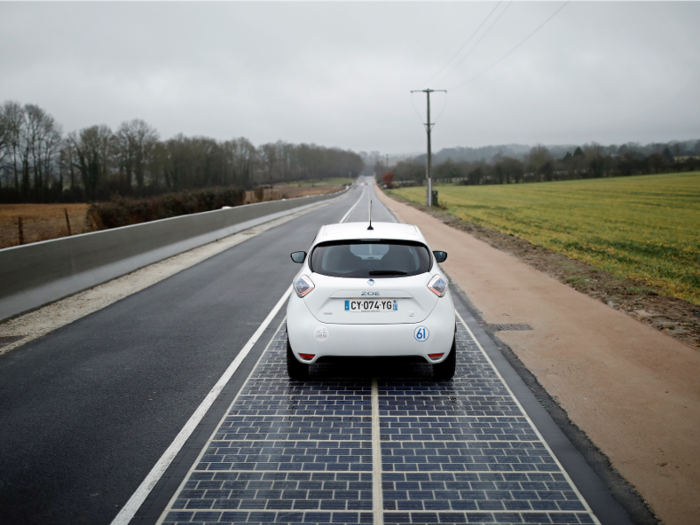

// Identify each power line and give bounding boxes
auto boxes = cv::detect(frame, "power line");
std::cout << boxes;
[410,92,425,124]
[434,91,449,125]
[434,1,513,87]
[421,2,502,88]
[449,1,570,91]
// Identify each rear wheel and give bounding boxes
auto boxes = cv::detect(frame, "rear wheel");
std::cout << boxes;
[433,335,456,380]
[287,338,309,380]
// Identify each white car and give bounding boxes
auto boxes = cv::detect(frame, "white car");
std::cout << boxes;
[286,221,456,380]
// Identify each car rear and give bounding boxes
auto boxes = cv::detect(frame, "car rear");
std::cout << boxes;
[286,222,456,379]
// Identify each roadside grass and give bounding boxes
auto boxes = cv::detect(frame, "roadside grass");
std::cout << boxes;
[389,172,700,305]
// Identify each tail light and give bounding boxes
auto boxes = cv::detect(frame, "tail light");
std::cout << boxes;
[428,275,448,297]
[293,275,315,298]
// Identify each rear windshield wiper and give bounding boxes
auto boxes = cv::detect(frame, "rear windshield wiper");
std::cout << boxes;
[368,270,408,276]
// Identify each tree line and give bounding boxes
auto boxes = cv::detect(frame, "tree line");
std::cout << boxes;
[0,101,364,203]
[384,140,700,186]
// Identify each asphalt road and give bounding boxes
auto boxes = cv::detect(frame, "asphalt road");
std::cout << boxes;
[0,182,379,524]
[0,179,632,525]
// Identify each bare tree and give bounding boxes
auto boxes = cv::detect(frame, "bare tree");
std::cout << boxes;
[68,125,113,201]
[226,137,257,189]
[1,99,365,202]
[23,104,62,201]
[2,102,25,194]
[278,141,296,182]
[59,139,80,198]
[115,119,159,194]
[583,142,609,178]
[0,105,9,188]
[260,143,278,184]
[494,157,524,184]
[526,145,554,182]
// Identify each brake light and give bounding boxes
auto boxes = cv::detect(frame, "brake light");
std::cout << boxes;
[299,354,315,361]
[428,353,444,359]
[428,275,448,297]
[293,275,315,298]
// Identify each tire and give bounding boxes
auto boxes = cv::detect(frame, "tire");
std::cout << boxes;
[433,335,456,380]
[287,338,309,380]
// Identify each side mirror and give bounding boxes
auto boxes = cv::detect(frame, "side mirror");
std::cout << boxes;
[433,251,448,263]
[290,251,307,264]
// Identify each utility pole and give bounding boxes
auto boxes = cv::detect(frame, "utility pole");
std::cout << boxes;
[410,88,446,206]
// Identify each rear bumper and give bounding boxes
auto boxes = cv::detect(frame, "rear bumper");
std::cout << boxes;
[286,292,455,364]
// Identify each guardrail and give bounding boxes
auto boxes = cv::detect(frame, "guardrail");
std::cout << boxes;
[0,188,350,322]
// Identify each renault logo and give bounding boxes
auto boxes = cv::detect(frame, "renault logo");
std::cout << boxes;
[367,279,375,286]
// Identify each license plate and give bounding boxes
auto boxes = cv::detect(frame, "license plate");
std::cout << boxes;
[345,299,398,312]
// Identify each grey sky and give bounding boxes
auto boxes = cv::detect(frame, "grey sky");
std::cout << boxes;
[1,2,698,155]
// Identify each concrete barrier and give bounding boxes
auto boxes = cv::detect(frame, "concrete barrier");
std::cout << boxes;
[0,189,349,322]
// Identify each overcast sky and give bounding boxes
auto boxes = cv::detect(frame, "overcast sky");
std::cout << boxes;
[1,1,698,155]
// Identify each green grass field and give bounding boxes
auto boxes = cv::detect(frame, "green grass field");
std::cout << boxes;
[389,172,700,305]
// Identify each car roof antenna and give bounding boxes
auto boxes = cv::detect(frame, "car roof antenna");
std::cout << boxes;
[367,200,374,230]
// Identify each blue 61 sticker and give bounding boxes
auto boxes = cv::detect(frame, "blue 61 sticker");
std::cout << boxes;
[414,326,430,342]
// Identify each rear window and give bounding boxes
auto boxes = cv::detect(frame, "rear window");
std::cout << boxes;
[310,240,432,278]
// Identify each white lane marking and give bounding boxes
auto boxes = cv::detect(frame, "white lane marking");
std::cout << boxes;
[340,185,366,223]
[371,378,384,525]
[110,286,293,525]
[455,310,602,525]
[155,316,289,525]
